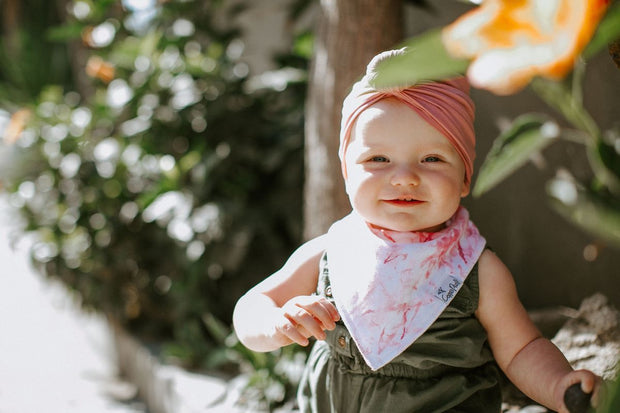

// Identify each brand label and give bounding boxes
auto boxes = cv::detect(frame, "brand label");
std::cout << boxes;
[434,276,461,303]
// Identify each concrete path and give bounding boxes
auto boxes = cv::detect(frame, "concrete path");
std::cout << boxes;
[0,195,147,413]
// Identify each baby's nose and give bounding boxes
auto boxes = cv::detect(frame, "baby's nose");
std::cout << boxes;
[390,165,420,186]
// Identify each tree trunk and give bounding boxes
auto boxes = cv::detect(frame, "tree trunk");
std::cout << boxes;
[304,0,404,239]
[2,0,20,52]
[54,0,96,100]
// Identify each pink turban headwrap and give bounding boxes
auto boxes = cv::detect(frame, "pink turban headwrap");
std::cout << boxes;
[340,49,476,185]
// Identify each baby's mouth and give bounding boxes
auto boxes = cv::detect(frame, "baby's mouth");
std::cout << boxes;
[384,198,423,206]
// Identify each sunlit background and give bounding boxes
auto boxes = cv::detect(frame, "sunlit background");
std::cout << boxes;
[0,0,618,411]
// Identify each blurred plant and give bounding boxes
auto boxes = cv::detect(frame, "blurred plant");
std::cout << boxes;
[230,345,307,411]
[372,0,620,250]
[192,313,308,410]
[0,0,74,106]
[0,0,310,378]
[442,0,610,95]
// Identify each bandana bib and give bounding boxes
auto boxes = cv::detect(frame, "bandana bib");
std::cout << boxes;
[326,207,486,370]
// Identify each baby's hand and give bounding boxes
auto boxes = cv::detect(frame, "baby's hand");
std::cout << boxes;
[274,295,340,347]
[555,369,602,413]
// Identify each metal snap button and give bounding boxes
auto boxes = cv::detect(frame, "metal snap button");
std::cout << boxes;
[338,336,346,348]
[324,285,332,297]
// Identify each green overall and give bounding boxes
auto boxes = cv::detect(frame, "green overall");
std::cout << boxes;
[297,253,502,413]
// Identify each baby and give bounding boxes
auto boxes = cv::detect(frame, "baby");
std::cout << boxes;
[233,49,601,412]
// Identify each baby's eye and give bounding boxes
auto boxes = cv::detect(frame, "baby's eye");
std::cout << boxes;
[422,156,441,163]
[369,155,389,163]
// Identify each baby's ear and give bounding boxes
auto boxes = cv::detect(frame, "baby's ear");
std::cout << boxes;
[461,178,471,198]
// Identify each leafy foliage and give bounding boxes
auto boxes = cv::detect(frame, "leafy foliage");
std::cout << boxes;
[0,0,308,377]
[0,0,73,106]
[472,114,558,197]
[370,29,468,89]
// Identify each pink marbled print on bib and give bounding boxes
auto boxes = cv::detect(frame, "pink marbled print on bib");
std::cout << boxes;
[326,207,485,370]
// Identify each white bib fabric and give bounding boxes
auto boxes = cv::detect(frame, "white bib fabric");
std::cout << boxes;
[326,207,486,370]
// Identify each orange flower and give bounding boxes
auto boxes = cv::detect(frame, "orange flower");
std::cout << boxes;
[4,109,31,144]
[442,0,610,95]
[82,26,96,48]
[86,56,115,84]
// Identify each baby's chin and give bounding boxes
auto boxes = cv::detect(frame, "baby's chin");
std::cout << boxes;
[368,218,447,233]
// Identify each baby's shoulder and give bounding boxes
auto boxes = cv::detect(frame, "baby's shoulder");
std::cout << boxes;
[477,249,513,284]
[280,234,327,274]
[476,249,522,316]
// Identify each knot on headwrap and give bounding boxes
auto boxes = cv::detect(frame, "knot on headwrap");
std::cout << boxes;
[339,49,476,185]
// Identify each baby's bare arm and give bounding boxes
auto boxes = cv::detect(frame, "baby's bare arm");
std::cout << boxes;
[476,250,601,412]
[232,235,339,352]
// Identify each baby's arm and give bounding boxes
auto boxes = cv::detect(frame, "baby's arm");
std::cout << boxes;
[233,235,340,352]
[476,250,601,413]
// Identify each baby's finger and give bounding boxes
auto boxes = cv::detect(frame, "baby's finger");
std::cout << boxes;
[561,370,602,413]
[287,310,326,340]
[298,301,336,330]
[277,321,310,346]
[583,374,599,394]
[586,375,603,408]
[297,324,312,338]
[573,370,600,396]
[318,298,340,322]
[285,321,325,343]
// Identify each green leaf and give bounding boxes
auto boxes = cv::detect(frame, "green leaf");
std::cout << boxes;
[370,28,469,89]
[547,177,620,248]
[473,114,558,197]
[531,78,600,140]
[587,137,620,195]
[599,378,620,413]
[584,1,620,59]
[139,29,163,58]
[293,32,314,59]
[201,313,230,344]
[46,23,86,42]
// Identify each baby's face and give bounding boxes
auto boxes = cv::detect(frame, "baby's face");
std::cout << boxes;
[344,98,470,232]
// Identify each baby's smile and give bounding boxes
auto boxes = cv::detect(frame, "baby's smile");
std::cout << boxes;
[383,198,424,206]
